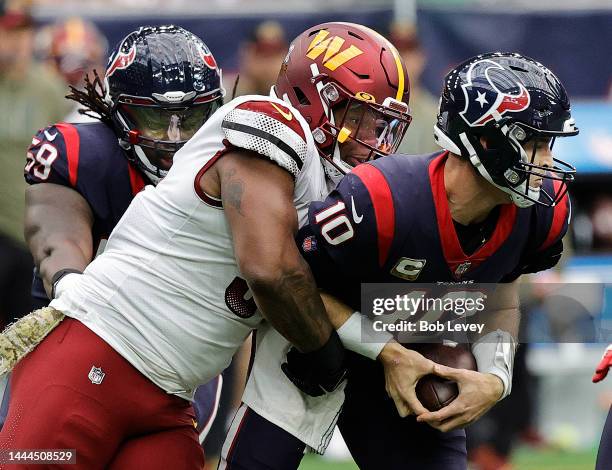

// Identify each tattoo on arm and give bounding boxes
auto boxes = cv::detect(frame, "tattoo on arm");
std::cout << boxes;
[250,258,332,350]
[223,168,245,216]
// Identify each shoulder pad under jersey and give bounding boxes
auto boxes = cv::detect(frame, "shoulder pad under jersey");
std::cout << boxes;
[221,99,308,178]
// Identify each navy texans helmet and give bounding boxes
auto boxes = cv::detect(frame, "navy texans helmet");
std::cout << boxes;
[104,25,225,183]
[434,52,578,208]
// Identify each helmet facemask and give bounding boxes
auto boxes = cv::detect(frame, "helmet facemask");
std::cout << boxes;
[111,94,222,184]
[115,97,221,182]
[459,119,576,208]
[311,76,411,176]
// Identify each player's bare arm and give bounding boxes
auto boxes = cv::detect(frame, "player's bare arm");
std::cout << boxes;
[24,183,94,297]
[320,291,431,417]
[417,281,520,432]
[319,291,352,328]
[202,149,334,352]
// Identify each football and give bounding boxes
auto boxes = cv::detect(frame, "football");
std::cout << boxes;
[412,343,477,412]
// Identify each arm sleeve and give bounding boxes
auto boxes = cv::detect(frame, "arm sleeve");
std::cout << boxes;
[221,100,308,178]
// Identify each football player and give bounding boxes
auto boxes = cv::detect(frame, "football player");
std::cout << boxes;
[18,25,224,463]
[0,22,417,469]
[231,52,578,469]
[217,22,426,470]
[26,24,224,308]
[593,345,612,470]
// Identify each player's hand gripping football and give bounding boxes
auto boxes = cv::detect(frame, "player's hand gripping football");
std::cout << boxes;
[593,344,612,383]
[378,341,436,417]
[416,364,503,432]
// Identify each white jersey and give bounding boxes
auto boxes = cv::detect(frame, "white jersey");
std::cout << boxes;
[50,94,327,401]
[240,325,346,454]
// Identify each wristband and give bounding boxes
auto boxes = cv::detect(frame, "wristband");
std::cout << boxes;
[51,269,83,299]
[471,329,517,401]
[337,312,393,360]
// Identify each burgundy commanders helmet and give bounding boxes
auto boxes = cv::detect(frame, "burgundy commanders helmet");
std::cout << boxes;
[274,22,412,175]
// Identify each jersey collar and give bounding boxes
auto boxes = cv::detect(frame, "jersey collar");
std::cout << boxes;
[428,152,517,279]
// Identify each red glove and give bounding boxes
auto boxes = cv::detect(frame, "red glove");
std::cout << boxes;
[593,345,612,383]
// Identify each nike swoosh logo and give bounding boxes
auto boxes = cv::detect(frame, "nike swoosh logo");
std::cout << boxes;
[351,196,363,224]
[270,102,293,121]
[44,130,58,141]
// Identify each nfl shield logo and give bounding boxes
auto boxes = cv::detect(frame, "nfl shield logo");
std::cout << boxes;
[88,366,105,385]
[302,236,317,253]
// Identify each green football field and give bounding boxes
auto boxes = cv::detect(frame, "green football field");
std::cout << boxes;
[298,447,598,470]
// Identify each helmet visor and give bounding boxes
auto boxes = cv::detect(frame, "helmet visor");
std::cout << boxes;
[337,100,410,155]
[119,101,219,144]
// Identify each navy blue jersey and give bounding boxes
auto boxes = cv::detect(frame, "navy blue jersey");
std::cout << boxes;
[300,151,573,470]
[25,121,147,306]
[300,152,569,304]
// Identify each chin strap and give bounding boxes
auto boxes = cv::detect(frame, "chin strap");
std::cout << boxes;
[117,142,166,185]
[459,132,538,208]
[133,145,167,185]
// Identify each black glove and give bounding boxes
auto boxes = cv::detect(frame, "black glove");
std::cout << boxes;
[281,330,347,397]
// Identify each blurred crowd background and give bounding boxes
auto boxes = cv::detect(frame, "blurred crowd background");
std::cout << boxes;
[0,0,611,468]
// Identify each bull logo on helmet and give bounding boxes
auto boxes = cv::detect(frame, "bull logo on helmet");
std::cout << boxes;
[459,59,530,127]
[198,43,217,70]
[106,43,136,78]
